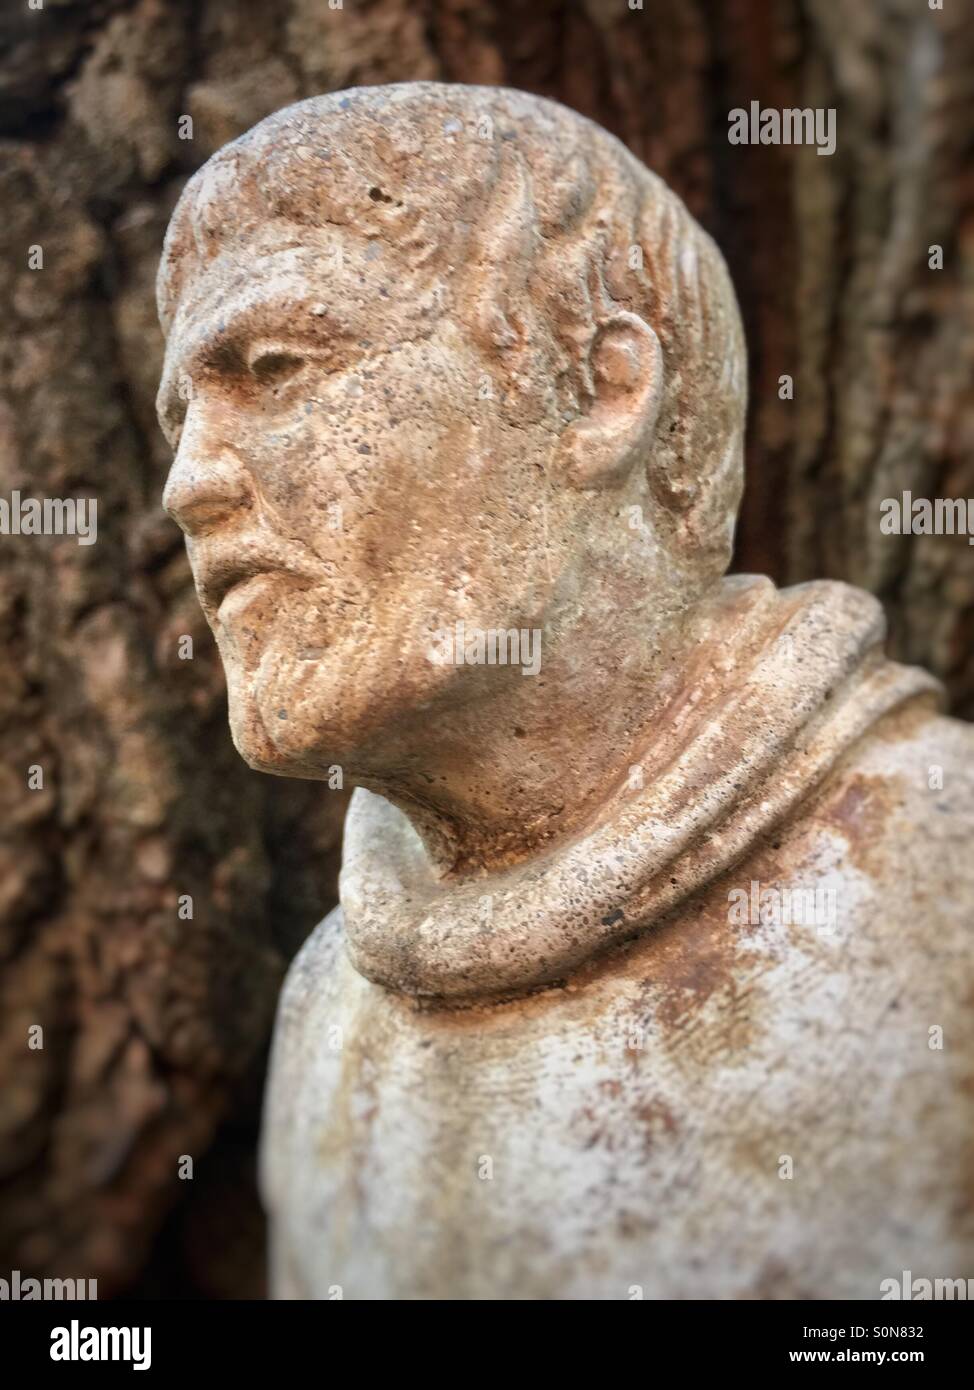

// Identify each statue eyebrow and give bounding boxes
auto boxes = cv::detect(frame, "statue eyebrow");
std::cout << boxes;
[164,301,284,392]
[163,313,246,393]
[194,309,258,372]
[198,294,347,367]
[160,299,350,422]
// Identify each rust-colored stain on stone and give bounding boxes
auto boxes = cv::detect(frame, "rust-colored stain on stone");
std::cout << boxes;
[814,771,896,875]
[634,1098,678,1147]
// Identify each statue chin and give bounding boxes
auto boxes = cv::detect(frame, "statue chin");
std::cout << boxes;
[227,707,283,778]
[228,673,377,782]
[225,696,322,779]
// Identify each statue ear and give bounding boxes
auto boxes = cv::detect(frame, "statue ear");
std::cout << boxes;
[556,312,663,489]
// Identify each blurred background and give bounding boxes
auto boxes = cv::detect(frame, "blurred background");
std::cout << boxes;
[1,0,972,1298]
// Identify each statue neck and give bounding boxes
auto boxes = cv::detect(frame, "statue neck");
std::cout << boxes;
[358,578,740,878]
[340,575,940,1000]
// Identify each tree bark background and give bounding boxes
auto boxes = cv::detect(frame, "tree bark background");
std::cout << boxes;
[1,0,971,1297]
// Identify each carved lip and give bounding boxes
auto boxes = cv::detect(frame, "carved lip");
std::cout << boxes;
[194,538,319,613]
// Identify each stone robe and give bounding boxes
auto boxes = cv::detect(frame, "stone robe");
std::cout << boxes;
[261,578,974,1299]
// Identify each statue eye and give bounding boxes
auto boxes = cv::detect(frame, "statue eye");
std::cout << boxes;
[249,349,306,388]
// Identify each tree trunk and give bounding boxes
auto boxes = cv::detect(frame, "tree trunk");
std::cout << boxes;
[1,0,971,1297]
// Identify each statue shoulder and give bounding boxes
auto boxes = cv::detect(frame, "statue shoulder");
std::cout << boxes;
[259,904,346,1218]
[277,904,346,1028]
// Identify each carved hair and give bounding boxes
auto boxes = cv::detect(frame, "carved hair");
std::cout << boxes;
[159,83,746,570]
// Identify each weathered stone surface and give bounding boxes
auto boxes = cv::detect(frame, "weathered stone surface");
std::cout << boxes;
[5,0,974,1299]
[268,705,974,1298]
[157,83,974,1298]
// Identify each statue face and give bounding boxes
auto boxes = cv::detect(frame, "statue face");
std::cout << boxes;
[159,244,580,777]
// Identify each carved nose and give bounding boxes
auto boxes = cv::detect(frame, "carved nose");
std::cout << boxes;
[163,445,253,537]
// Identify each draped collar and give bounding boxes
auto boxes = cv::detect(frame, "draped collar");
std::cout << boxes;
[340,576,941,1002]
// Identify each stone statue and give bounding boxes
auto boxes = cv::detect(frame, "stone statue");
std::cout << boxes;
[157,84,974,1300]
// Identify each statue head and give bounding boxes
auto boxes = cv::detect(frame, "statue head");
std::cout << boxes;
[157,84,745,840]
